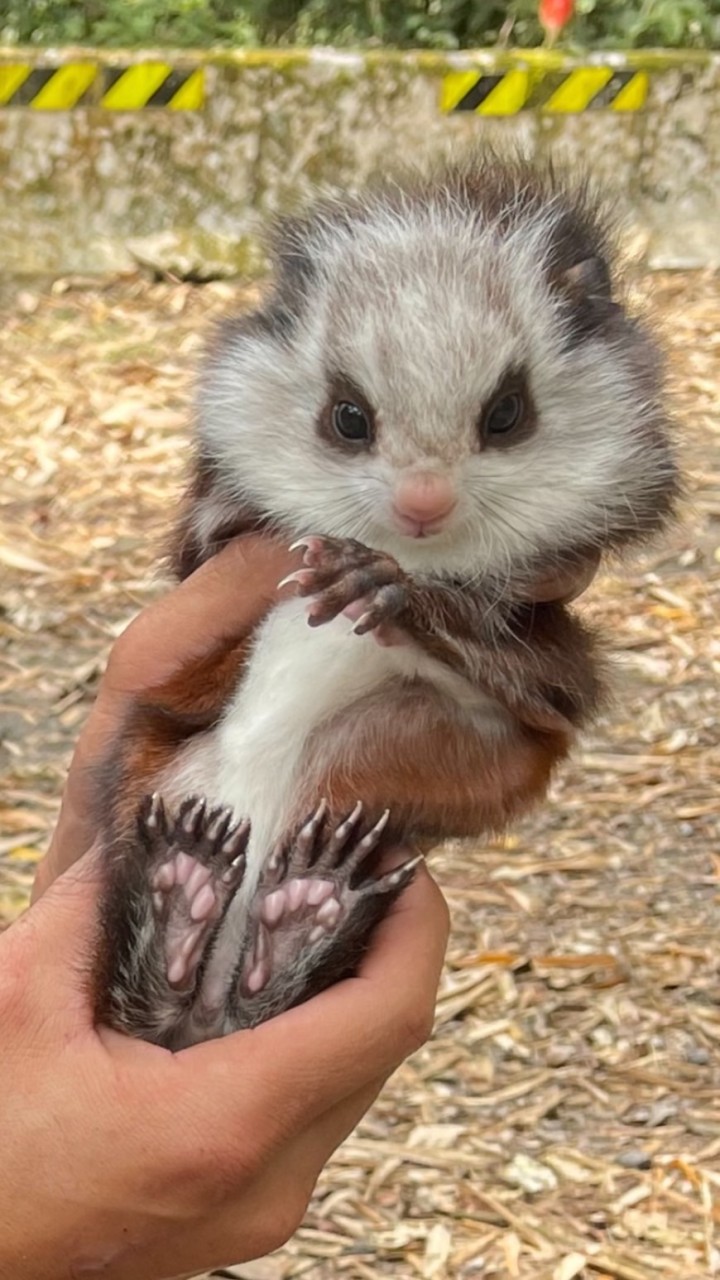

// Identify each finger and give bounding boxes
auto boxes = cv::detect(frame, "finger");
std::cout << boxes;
[559,549,602,602]
[117,1079,387,1280]
[33,534,301,896]
[33,746,114,896]
[524,549,602,604]
[181,864,449,1141]
[33,753,110,897]
[11,845,103,1019]
[101,533,301,699]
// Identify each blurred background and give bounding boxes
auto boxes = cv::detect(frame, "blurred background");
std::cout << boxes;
[0,4,719,1279]
[1,0,718,50]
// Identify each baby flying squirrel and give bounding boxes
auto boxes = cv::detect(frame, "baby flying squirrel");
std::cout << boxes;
[95,153,678,1049]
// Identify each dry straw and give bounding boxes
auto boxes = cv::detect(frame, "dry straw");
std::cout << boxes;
[0,267,718,1278]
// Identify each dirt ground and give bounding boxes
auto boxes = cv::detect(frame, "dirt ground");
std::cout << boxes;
[0,267,718,1280]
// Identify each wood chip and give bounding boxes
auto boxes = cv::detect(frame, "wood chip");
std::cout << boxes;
[2,268,719,1280]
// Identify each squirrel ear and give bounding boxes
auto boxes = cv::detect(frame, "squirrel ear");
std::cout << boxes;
[553,255,616,343]
[560,255,612,298]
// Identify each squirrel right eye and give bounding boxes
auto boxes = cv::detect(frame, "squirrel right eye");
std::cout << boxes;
[332,400,372,444]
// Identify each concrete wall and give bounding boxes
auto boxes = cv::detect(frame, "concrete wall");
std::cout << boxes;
[0,47,718,276]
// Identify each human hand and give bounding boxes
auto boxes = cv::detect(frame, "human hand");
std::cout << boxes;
[34,528,598,903]
[19,533,448,1278]
[32,534,301,898]
[520,548,602,604]
[3,841,449,1280]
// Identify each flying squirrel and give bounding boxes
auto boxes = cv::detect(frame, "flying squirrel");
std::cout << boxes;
[93,153,678,1048]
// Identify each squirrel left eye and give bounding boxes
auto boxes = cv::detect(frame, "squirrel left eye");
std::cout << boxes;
[484,392,524,437]
[332,400,372,444]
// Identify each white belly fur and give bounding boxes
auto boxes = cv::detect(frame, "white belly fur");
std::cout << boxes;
[163,595,509,903]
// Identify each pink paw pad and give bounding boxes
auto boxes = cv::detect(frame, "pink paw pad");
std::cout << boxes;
[151,852,224,990]
[247,875,344,997]
[258,877,338,929]
[138,793,250,995]
[152,853,216,917]
[239,801,418,1003]
[190,883,216,922]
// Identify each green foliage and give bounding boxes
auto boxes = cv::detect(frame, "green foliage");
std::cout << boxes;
[0,0,718,50]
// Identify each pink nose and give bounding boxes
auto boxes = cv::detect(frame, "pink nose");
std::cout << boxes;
[393,471,457,527]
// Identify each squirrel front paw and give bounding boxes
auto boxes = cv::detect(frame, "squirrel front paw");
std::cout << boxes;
[280,536,410,645]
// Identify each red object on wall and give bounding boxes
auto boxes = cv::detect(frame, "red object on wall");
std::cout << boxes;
[539,0,575,39]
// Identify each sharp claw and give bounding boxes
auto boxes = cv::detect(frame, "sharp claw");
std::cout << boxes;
[292,799,329,863]
[224,817,251,858]
[362,851,424,897]
[361,808,390,847]
[278,569,314,591]
[145,792,166,832]
[331,800,363,843]
[349,799,364,823]
[289,537,313,554]
[298,799,328,843]
[205,807,232,844]
[178,796,207,837]
[386,852,424,886]
[352,611,375,635]
[325,806,394,880]
[346,808,390,862]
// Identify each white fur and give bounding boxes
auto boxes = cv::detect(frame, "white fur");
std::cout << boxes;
[161,173,671,980]
[199,195,671,583]
[163,595,510,919]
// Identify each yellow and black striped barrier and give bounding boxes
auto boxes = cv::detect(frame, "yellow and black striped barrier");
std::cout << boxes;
[0,49,710,114]
[441,65,649,115]
[0,61,204,110]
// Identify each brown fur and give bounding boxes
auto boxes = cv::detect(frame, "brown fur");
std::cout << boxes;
[103,632,255,834]
[104,583,591,848]
[293,683,565,844]
[93,153,678,1045]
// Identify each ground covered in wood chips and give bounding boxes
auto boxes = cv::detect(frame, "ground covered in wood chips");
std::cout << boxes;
[0,268,719,1280]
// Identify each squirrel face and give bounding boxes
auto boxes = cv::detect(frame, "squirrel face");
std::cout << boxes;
[189,157,677,582]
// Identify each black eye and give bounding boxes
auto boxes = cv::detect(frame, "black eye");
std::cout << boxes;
[332,400,372,444]
[485,392,524,436]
